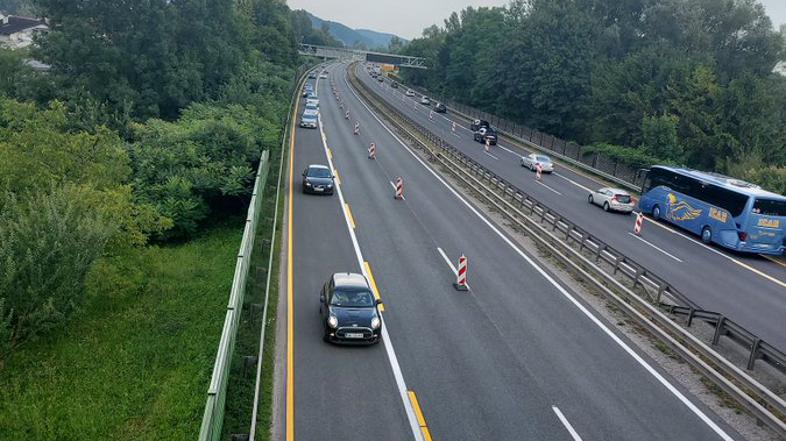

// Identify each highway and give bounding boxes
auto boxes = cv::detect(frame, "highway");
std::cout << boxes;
[284,63,742,440]
[354,64,786,352]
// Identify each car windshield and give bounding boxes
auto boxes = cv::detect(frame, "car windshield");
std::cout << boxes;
[536,156,551,163]
[307,167,331,178]
[330,289,374,307]
[306,104,317,110]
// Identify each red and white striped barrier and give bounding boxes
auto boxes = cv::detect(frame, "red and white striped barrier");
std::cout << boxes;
[429,110,434,121]
[354,121,360,135]
[453,254,469,291]
[485,138,490,152]
[452,121,456,132]
[634,212,644,235]
[535,163,543,180]
[368,142,376,160]
[394,176,404,200]
[345,110,350,120]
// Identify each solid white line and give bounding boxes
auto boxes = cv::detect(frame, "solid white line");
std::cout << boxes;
[627,232,683,263]
[437,247,457,273]
[552,406,584,441]
[345,68,735,441]
[317,82,424,441]
[535,180,563,195]
[389,181,406,200]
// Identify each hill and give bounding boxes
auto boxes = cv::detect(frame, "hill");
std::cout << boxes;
[304,10,405,50]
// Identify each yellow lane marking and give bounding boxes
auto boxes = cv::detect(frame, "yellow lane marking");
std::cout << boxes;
[363,261,385,312]
[334,169,341,185]
[762,254,786,269]
[286,90,298,441]
[642,216,786,289]
[327,147,332,159]
[344,203,356,229]
[407,391,433,441]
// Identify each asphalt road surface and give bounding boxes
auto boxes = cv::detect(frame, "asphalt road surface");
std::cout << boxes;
[283,63,743,440]
[355,64,786,352]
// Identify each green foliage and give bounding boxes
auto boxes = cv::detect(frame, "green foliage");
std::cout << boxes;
[585,143,665,169]
[0,186,114,359]
[401,0,786,183]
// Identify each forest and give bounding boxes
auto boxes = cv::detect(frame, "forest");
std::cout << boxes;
[400,0,786,193]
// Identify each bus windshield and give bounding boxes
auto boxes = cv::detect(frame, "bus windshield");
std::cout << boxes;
[752,198,786,217]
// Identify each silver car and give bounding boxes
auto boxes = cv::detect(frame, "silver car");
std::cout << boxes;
[588,188,635,213]
[406,89,416,97]
[520,153,554,173]
[420,96,431,105]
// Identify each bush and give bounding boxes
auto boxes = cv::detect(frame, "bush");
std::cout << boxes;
[584,143,664,169]
[0,186,115,363]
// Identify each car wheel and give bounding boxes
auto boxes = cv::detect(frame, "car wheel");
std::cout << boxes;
[603,202,610,212]
[701,226,713,244]
[652,205,661,219]
[588,194,593,204]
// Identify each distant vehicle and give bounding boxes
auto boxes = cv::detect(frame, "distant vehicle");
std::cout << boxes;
[638,166,786,254]
[304,102,319,113]
[302,164,334,195]
[391,82,399,89]
[308,72,317,79]
[300,113,318,129]
[588,188,635,213]
[470,119,490,131]
[302,108,319,118]
[304,91,317,100]
[305,98,319,108]
[302,85,313,97]
[473,126,498,145]
[434,102,447,113]
[520,153,553,173]
[377,76,384,82]
[370,72,378,78]
[320,272,382,344]
[405,89,415,97]
[420,96,431,105]
[319,72,328,79]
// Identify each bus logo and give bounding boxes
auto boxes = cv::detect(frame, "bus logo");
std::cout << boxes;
[667,193,702,221]
[709,207,728,223]
[758,218,780,228]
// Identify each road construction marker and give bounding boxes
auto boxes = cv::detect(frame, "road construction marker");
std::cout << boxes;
[634,212,644,235]
[394,176,404,200]
[354,121,360,135]
[345,110,350,119]
[429,110,434,121]
[536,163,543,180]
[452,121,456,132]
[453,254,469,291]
[484,138,490,152]
[368,142,376,160]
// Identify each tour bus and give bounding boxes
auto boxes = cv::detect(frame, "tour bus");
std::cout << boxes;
[638,166,786,255]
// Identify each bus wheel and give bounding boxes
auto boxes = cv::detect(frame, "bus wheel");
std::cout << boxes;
[652,205,661,219]
[701,226,713,244]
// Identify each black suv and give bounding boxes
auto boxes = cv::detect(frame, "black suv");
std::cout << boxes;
[474,126,498,145]
[434,102,447,113]
[320,273,382,345]
[470,119,489,131]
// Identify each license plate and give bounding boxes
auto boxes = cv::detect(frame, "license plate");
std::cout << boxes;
[345,333,363,339]
[314,187,323,192]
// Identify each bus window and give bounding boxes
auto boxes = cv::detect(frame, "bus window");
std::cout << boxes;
[702,184,749,217]
[753,199,786,217]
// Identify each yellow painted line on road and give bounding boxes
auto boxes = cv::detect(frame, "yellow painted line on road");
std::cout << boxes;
[334,169,341,185]
[407,391,433,441]
[762,254,786,269]
[344,203,356,229]
[286,90,298,441]
[327,147,332,159]
[642,216,786,289]
[363,261,385,312]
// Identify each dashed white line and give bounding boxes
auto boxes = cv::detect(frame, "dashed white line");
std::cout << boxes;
[554,172,594,193]
[483,150,500,160]
[627,232,683,262]
[552,406,584,441]
[535,180,563,195]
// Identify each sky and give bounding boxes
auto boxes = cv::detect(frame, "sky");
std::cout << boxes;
[288,0,786,40]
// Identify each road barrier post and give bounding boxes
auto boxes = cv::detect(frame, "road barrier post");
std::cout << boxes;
[536,163,543,181]
[345,110,350,120]
[453,255,469,291]
[634,212,644,235]
[429,110,434,121]
[485,138,490,152]
[354,121,360,135]
[452,121,456,132]
[368,142,376,160]
[394,176,404,200]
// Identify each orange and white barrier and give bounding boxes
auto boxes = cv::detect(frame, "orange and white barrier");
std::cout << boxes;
[429,110,434,121]
[485,138,490,152]
[535,163,543,180]
[453,255,469,291]
[634,212,644,235]
[354,121,360,135]
[394,176,404,199]
[452,121,456,132]
[368,142,376,160]
[345,110,350,120]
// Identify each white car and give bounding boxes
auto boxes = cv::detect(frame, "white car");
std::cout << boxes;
[520,153,554,173]
[300,113,318,129]
[303,108,319,117]
[420,96,431,105]
[405,89,416,97]
[588,188,636,213]
[319,72,328,79]
[306,98,319,108]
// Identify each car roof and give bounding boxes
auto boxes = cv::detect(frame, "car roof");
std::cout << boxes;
[308,164,329,170]
[653,165,786,199]
[332,272,369,289]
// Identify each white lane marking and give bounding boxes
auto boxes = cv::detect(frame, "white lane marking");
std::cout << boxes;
[437,247,471,290]
[452,133,461,139]
[316,81,424,441]
[389,181,407,200]
[535,180,563,195]
[627,232,683,263]
[483,151,499,160]
[344,70,736,441]
[554,172,594,193]
[552,406,584,441]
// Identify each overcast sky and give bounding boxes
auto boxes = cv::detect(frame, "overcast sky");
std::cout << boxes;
[288,0,786,40]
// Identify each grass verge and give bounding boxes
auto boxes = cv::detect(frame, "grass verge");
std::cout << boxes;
[0,221,242,441]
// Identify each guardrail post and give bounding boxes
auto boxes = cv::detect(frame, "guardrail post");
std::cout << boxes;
[712,315,726,345]
[655,284,667,304]
[747,338,761,370]
[686,307,696,327]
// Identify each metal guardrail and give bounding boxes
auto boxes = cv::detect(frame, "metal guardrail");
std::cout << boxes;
[392,78,643,191]
[349,64,786,437]
[198,63,319,441]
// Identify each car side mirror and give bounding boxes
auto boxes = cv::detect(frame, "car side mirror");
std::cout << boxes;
[375,299,382,306]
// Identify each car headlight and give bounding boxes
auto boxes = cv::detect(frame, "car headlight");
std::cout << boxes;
[305,181,312,187]
[370,317,380,330]
[327,315,338,329]
[327,183,333,188]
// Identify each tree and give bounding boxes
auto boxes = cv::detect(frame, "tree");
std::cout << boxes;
[641,113,682,161]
